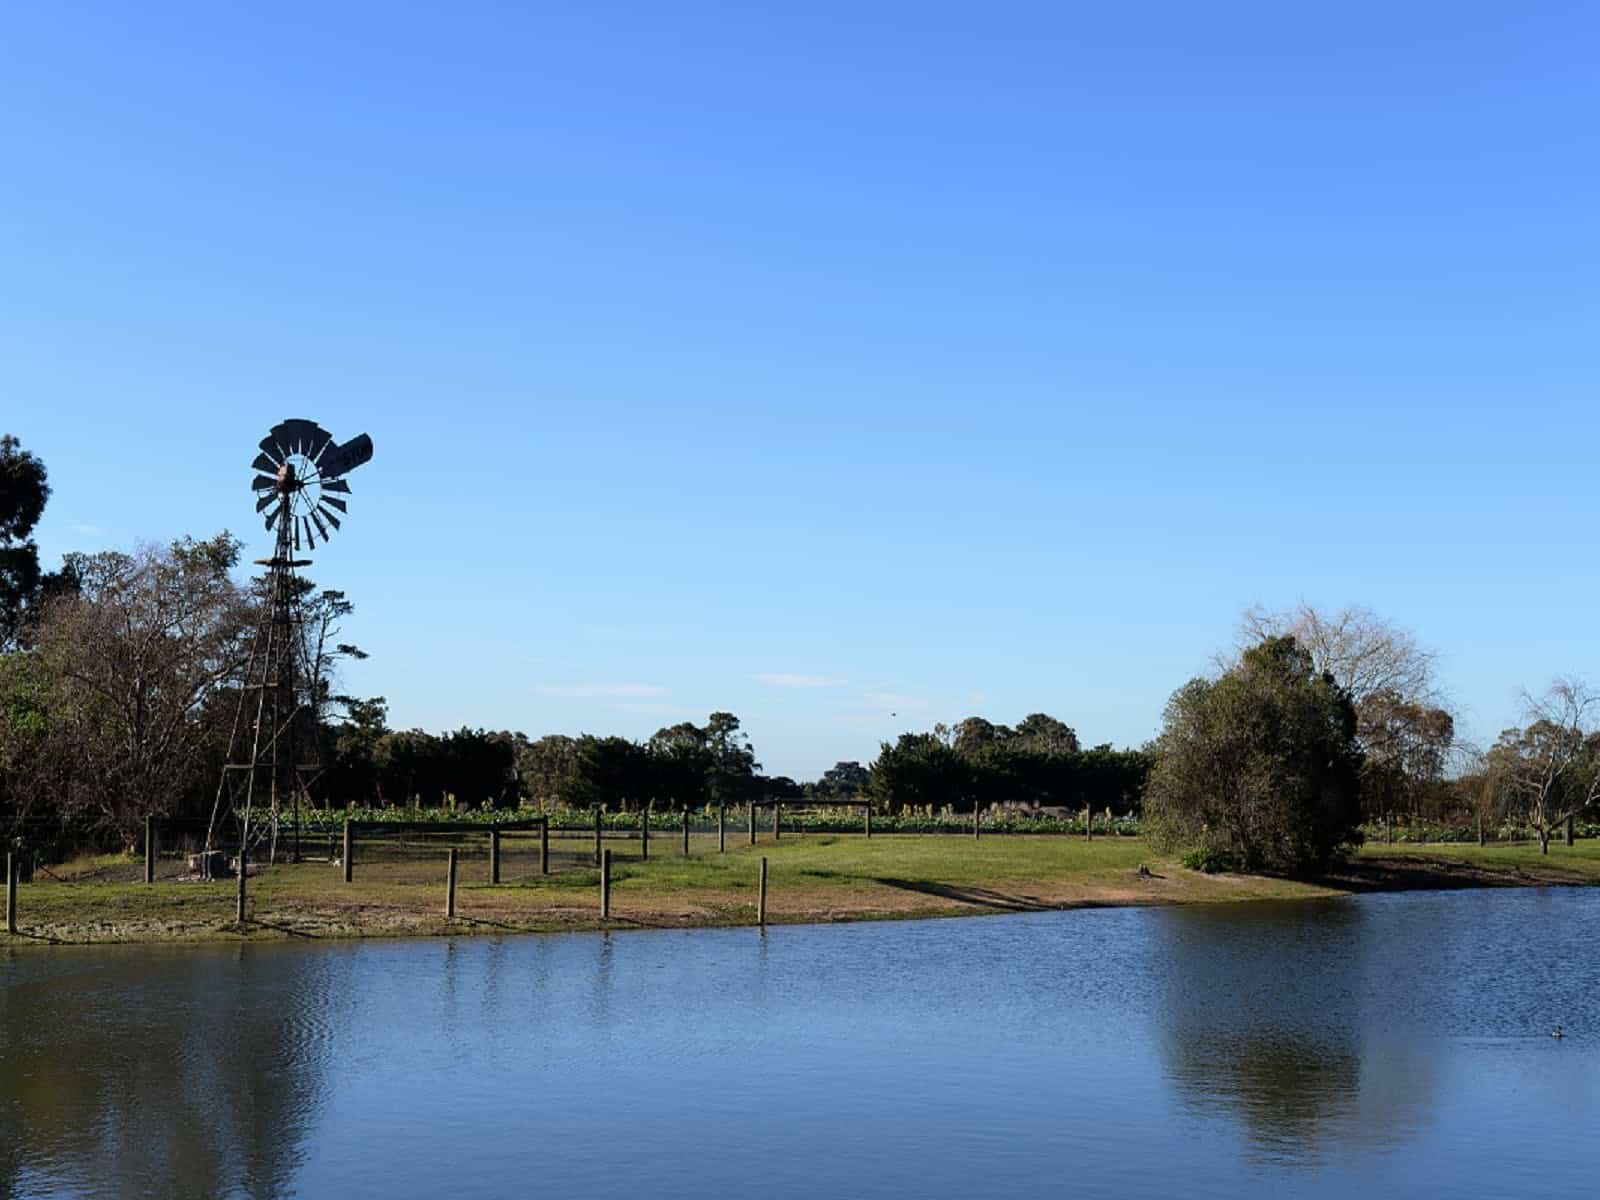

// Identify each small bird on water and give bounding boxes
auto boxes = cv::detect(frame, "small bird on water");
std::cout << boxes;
[1552,1026,1565,1039]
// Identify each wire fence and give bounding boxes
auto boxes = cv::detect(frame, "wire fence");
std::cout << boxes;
[7,804,1595,893]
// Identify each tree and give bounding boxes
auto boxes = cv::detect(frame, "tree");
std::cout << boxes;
[1486,679,1600,854]
[647,720,715,807]
[1237,604,1441,707]
[869,733,971,812]
[442,728,516,808]
[704,711,759,800]
[0,650,60,845]
[516,733,579,804]
[567,735,653,810]
[761,774,805,801]
[327,696,389,804]
[1145,636,1363,875]
[293,586,367,731]
[21,534,253,844]
[1359,690,1455,823]
[950,716,1008,757]
[1238,604,1452,819]
[0,434,50,648]
[813,760,870,798]
[1012,713,1080,755]
[374,729,448,806]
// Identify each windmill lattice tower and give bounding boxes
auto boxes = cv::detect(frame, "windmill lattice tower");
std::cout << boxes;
[204,419,373,873]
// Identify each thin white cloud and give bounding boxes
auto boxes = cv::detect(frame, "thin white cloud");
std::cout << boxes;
[862,690,930,712]
[69,521,107,537]
[832,712,894,730]
[610,701,693,716]
[752,673,848,688]
[534,682,669,698]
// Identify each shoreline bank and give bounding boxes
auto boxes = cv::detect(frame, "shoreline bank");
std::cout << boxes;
[4,838,1598,948]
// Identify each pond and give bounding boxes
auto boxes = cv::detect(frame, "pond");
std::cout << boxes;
[3,888,1596,1199]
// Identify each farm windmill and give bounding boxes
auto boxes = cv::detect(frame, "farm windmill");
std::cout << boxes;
[204,419,374,876]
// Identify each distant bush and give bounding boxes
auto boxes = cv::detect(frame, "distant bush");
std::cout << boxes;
[1358,819,1599,844]
[1181,848,1239,873]
[300,804,1141,837]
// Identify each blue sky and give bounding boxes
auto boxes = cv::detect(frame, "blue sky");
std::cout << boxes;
[5,2,1597,779]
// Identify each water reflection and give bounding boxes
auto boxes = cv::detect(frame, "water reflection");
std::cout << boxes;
[1,943,345,1199]
[1154,901,1439,1160]
[3,891,1596,1200]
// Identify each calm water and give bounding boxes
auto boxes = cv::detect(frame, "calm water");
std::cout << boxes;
[3,889,1597,1199]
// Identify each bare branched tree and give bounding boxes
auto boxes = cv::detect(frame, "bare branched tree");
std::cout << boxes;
[1487,678,1600,854]
[25,535,253,845]
[1236,603,1442,708]
[1233,604,1455,820]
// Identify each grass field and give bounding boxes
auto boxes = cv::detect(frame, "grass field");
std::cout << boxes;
[5,834,1600,946]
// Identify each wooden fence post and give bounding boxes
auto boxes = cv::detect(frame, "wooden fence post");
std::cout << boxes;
[144,815,157,884]
[5,852,16,935]
[974,801,981,841]
[773,802,781,840]
[683,807,690,857]
[642,804,650,861]
[718,804,726,853]
[758,856,768,928]
[446,848,458,917]
[342,820,354,883]
[749,802,756,846]
[540,817,550,875]
[865,805,872,839]
[594,808,602,866]
[1566,814,1575,847]
[490,828,501,885]
[1106,806,1114,837]
[601,848,612,918]
[235,852,247,923]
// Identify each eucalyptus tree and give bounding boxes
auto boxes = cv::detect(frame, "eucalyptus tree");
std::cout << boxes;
[1487,679,1600,854]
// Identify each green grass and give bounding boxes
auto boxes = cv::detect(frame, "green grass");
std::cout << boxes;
[5,833,1598,946]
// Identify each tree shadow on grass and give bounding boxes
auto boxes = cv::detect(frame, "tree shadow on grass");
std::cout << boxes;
[1324,854,1590,893]
[247,919,319,939]
[3,928,65,945]
[871,877,1054,912]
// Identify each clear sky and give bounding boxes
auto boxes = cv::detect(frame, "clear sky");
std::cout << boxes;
[5,2,1597,780]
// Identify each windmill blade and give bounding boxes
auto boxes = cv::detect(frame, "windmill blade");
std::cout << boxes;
[320,479,352,494]
[319,495,348,513]
[251,474,278,492]
[302,515,317,550]
[251,452,277,473]
[255,492,276,513]
[310,509,331,541]
[292,518,301,552]
[262,503,281,530]
[271,419,333,462]
[256,436,285,465]
[317,504,342,530]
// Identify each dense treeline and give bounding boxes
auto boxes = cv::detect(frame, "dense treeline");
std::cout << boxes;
[866,719,1149,815]
[3,434,1598,869]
